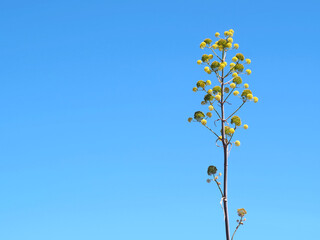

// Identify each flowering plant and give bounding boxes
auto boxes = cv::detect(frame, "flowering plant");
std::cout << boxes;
[188,29,257,240]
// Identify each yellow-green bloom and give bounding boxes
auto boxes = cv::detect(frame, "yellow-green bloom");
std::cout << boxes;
[204,94,214,102]
[232,72,238,77]
[246,69,252,75]
[243,124,248,129]
[227,37,233,43]
[230,62,235,68]
[229,29,234,34]
[235,140,241,146]
[233,90,239,96]
[200,42,206,49]
[207,89,213,94]
[208,54,213,59]
[197,60,202,65]
[236,53,245,61]
[253,97,259,103]
[241,89,253,100]
[233,76,242,85]
[246,59,251,64]
[229,128,235,134]
[230,83,236,88]
[224,87,230,93]
[196,80,206,88]
[206,80,212,85]
[212,44,218,49]
[206,112,212,118]
[188,117,193,123]
[226,43,232,48]
[204,66,210,72]
[194,111,205,121]
[247,94,253,99]
[244,83,249,88]
[212,86,221,94]
[208,105,214,111]
[231,116,241,126]
[237,208,247,217]
[215,95,221,101]
[201,119,207,125]
[232,57,238,62]
[215,32,220,37]
[204,38,212,45]
[193,87,198,92]
[234,43,239,49]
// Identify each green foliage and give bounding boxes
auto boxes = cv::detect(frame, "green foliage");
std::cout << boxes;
[231,116,241,126]
[207,165,217,176]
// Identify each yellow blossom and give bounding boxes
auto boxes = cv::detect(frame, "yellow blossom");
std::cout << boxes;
[206,112,212,118]
[215,32,220,37]
[243,124,248,129]
[212,44,218,49]
[246,59,251,64]
[233,90,239,96]
[197,60,202,65]
[227,38,233,43]
[206,80,211,85]
[247,94,253,99]
[193,87,198,92]
[244,83,249,88]
[234,43,239,49]
[200,42,206,49]
[253,97,259,103]
[226,43,232,48]
[230,63,235,68]
[208,105,214,111]
[230,83,236,88]
[188,117,193,123]
[204,66,210,72]
[232,72,238,77]
[246,69,252,75]
[215,95,221,101]
[229,128,235,134]
[235,140,241,146]
[201,119,207,125]
[207,89,213,94]
[232,57,238,62]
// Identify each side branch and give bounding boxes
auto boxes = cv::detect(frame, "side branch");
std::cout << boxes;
[226,101,246,120]
[231,217,243,240]
[203,125,219,138]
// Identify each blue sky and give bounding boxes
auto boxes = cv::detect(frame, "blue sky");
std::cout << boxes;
[0,0,319,239]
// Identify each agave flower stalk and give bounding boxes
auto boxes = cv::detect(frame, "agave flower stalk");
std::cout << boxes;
[188,29,258,240]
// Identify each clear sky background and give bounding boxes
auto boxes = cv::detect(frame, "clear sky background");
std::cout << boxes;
[0,0,319,239]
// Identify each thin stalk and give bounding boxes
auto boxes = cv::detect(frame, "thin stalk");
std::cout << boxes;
[220,50,230,240]
[226,101,246,120]
[231,217,243,240]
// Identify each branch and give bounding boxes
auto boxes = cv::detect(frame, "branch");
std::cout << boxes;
[214,178,224,197]
[231,217,243,240]
[209,47,222,61]
[203,125,219,138]
[223,88,235,103]
[226,101,246,120]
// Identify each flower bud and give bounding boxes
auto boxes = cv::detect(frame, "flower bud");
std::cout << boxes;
[193,87,198,92]
[233,43,239,49]
[215,32,220,37]
[197,60,202,65]
[200,42,206,49]
[253,97,259,103]
[233,90,239,96]
[188,117,193,123]
[235,140,241,146]
[243,124,248,129]
[244,83,249,89]
[208,105,214,111]
[201,119,207,125]
[230,83,236,88]
[206,112,212,118]
[215,95,221,101]
[246,59,251,64]
[232,57,238,62]
[246,69,252,75]
[206,80,212,85]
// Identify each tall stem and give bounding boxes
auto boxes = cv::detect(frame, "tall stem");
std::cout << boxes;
[220,50,230,240]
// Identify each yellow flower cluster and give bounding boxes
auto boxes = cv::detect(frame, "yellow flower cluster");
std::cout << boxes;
[237,208,247,217]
